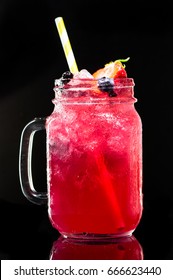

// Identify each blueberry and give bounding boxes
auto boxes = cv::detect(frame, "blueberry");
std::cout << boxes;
[108,90,117,97]
[98,77,117,97]
[61,71,73,84]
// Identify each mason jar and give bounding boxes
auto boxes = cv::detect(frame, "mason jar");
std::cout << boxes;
[19,77,143,239]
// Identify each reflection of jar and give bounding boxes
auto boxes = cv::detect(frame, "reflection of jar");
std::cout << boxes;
[19,78,142,239]
[50,235,143,260]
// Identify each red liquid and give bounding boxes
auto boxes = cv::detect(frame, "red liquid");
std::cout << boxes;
[46,82,142,238]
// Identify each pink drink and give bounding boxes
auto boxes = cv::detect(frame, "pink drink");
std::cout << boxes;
[46,78,142,238]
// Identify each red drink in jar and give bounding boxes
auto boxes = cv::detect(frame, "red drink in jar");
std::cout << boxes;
[19,64,143,240]
[46,77,142,238]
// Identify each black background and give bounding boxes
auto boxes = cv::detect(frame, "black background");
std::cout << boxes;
[0,0,173,260]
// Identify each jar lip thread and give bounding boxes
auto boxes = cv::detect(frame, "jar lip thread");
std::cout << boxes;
[52,98,137,105]
[54,77,135,88]
[53,77,135,101]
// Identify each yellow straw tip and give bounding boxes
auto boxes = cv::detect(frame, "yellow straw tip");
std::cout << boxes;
[55,17,63,24]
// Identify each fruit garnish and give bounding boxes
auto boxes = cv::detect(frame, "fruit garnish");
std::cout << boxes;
[98,77,117,97]
[93,57,130,79]
[61,71,73,84]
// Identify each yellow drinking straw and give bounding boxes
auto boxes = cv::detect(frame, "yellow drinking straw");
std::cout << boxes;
[55,17,79,74]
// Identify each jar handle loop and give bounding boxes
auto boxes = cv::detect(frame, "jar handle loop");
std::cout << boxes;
[19,118,48,205]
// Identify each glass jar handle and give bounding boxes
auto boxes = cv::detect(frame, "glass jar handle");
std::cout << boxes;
[19,117,48,205]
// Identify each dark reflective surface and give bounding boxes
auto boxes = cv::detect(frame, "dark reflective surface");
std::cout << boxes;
[50,235,143,260]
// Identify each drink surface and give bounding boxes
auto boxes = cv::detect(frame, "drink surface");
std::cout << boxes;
[46,78,142,238]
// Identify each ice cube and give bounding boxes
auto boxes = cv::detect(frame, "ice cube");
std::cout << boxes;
[73,69,94,79]
[67,69,94,87]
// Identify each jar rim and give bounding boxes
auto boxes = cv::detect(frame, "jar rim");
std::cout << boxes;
[53,77,136,102]
[54,77,135,89]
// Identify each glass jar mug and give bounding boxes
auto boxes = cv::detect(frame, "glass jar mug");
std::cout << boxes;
[19,78,143,239]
